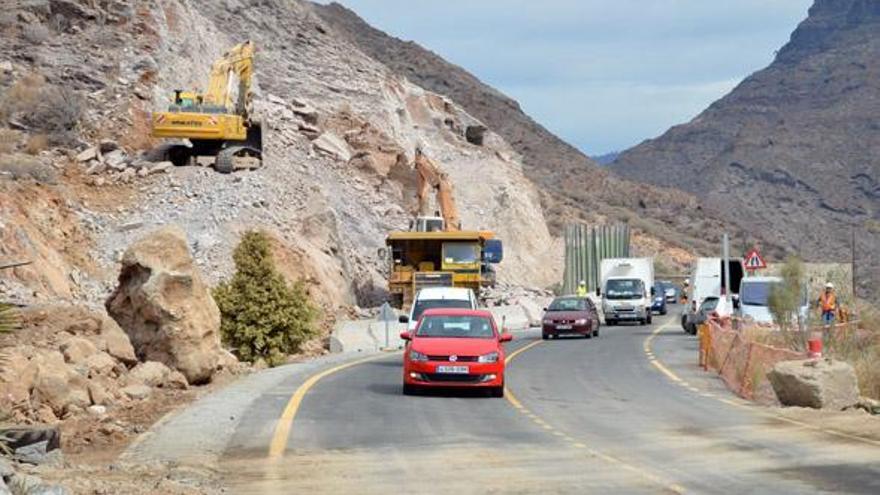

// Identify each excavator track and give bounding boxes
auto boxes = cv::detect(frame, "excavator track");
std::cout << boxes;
[215,145,261,174]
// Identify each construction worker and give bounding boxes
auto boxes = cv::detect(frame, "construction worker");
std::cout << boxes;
[576,280,588,297]
[818,282,838,326]
[680,279,690,304]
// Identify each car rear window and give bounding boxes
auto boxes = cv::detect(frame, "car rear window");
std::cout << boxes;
[416,315,495,339]
[412,299,472,322]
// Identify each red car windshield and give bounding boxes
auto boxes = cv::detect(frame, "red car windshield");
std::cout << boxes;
[416,315,495,339]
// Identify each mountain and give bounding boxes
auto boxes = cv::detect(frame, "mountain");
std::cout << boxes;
[612,0,880,295]
[592,151,620,165]
[315,2,744,258]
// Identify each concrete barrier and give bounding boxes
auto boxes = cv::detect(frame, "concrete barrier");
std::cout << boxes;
[330,303,540,353]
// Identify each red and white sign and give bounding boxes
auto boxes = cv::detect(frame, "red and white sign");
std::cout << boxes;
[744,248,767,271]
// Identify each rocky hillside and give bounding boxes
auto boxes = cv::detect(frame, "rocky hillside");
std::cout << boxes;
[314,1,743,258]
[0,0,557,315]
[612,0,880,295]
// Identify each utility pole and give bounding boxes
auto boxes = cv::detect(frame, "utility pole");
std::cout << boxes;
[722,233,731,303]
[851,228,857,301]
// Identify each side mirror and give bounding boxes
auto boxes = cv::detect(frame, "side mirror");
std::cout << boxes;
[650,287,656,296]
[399,331,412,341]
[542,307,548,312]
[595,288,601,297]
[398,315,409,324]
[377,247,387,259]
[499,333,513,343]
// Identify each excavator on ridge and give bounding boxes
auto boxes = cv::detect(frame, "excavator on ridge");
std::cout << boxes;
[150,41,262,174]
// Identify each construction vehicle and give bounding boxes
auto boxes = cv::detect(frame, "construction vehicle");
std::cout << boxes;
[151,41,261,173]
[383,149,503,309]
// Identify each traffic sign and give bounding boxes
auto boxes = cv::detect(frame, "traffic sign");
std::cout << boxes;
[377,302,397,322]
[744,248,767,271]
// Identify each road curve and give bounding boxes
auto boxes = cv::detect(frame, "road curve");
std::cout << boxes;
[220,311,880,494]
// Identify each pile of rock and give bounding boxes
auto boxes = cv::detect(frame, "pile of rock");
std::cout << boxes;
[75,140,172,184]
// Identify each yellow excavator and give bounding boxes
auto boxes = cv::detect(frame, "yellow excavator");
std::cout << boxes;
[383,148,503,308]
[151,41,261,173]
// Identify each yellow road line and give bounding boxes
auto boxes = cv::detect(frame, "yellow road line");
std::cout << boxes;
[504,335,685,494]
[268,353,392,459]
[643,320,880,449]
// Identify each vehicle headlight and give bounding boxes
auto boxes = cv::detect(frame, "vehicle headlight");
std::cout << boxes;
[542,318,553,324]
[478,351,499,363]
[574,318,588,325]
[409,350,428,362]
[655,297,663,302]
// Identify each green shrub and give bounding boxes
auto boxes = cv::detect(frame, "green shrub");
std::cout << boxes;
[768,256,805,333]
[213,231,317,366]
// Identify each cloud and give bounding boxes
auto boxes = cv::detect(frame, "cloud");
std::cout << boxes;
[320,0,812,154]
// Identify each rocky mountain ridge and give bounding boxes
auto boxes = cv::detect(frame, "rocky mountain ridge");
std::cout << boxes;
[611,0,879,295]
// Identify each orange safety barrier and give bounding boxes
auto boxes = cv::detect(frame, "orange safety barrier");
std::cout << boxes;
[702,320,807,404]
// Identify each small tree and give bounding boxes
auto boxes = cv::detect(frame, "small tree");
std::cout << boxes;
[768,256,805,337]
[213,231,318,366]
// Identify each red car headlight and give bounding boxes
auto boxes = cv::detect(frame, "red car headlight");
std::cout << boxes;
[478,351,499,363]
[409,350,428,362]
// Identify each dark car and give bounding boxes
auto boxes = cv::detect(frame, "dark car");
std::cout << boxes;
[541,296,600,340]
[655,280,678,303]
[651,284,667,315]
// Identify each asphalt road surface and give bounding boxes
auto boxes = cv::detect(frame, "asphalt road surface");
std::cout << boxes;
[221,310,880,494]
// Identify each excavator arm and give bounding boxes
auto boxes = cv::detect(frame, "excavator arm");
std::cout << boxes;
[204,41,255,119]
[414,148,461,231]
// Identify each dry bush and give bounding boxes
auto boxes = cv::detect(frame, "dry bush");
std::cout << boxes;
[0,73,44,122]
[0,128,20,154]
[0,153,57,184]
[20,85,83,148]
[22,23,51,44]
[24,133,48,155]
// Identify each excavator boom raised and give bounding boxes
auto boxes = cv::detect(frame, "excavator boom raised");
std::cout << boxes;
[414,149,461,231]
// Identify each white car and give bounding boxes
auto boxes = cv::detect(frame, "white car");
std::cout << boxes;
[398,287,478,331]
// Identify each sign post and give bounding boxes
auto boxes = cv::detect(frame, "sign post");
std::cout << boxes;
[377,302,397,350]
[743,247,767,275]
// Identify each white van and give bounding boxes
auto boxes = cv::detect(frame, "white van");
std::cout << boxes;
[738,276,809,325]
[398,287,478,331]
[599,258,655,325]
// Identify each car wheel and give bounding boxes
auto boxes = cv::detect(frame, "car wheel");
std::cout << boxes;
[584,332,592,339]
[490,386,504,398]
[542,333,549,340]
[593,329,599,337]
[403,383,417,396]
[661,308,668,315]
[647,315,653,325]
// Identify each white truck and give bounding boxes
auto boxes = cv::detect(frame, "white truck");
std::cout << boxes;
[599,258,655,326]
[681,257,744,334]
[737,276,809,326]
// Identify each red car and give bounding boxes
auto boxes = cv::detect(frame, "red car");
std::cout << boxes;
[400,308,512,397]
[541,296,600,340]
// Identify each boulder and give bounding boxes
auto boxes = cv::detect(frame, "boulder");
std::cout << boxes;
[767,359,860,410]
[105,226,223,384]
[121,384,151,400]
[0,348,38,405]
[126,361,188,389]
[30,351,90,416]
[75,146,98,162]
[97,315,137,365]
[59,337,97,364]
[83,351,119,377]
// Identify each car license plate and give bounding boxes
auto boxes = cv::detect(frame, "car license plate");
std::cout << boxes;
[556,324,572,330]
[436,365,469,374]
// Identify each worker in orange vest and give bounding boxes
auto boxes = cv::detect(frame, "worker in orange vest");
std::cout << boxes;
[818,282,838,326]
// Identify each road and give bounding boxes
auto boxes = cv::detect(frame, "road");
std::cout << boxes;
[219,310,880,494]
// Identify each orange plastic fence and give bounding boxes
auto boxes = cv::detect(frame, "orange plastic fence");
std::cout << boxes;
[701,320,807,404]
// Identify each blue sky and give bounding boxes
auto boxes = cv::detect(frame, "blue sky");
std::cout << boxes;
[320,1,813,155]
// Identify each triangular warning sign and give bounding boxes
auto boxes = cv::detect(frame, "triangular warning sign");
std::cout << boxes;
[744,248,766,270]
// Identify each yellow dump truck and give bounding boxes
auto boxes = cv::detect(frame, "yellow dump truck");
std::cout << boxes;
[384,230,503,309]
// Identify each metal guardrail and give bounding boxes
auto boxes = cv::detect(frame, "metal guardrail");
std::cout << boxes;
[562,224,630,294]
